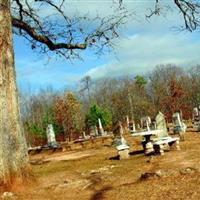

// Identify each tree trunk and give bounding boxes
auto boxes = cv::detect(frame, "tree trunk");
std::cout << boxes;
[0,1,28,185]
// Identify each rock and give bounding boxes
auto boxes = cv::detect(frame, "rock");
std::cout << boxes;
[140,172,160,180]
[1,192,16,199]
[179,167,197,175]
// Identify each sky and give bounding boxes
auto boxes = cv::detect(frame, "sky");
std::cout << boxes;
[13,0,200,93]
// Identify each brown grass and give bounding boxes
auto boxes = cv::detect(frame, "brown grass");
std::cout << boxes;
[6,131,200,200]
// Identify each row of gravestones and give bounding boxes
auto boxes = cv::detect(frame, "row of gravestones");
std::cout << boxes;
[46,111,187,149]
[128,111,186,136]
[112,111,186,159]
[45,118,107,149]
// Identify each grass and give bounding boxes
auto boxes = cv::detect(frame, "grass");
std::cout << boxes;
[12,131,200,200]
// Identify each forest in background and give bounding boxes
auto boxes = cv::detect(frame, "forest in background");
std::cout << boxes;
[20,64,200,146]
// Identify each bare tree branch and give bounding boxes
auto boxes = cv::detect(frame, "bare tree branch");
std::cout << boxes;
[11,0,129,59]
[146,0,200,31]
[174,0,200,31]
[12,17,87,50]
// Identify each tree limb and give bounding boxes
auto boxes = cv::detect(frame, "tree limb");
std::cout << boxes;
[12,17,87,50]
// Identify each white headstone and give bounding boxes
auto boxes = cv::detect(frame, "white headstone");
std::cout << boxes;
[173,112,187,133]
[141,116,151,131]
[82,131,86,139]
[46,124,57,147]
[155,112,168,138]
[126,115,129,127]
[98,118,104,135]
[173,112,182,127]
[193,107,199,119]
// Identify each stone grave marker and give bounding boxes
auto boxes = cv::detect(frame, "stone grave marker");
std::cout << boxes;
[155,111,168,138]
[46,124,58,148]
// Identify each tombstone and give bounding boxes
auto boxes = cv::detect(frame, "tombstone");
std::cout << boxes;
[126,115,129,127]
[172,112,186,140]
[151,120,157,130]
[112,136,130,159]
[129,120,136,132]
[155,112,168,138]
[89,126,98,137]
[82,131,86,139]
[136,123,141,130]
[192,107,200,131]
[112,121,129,159]
[98,118,105,136]
[89,127,96,137]
[46,124,58,148]
[173,112,183,132]
[193,107,199,120]
[141,116,151,131]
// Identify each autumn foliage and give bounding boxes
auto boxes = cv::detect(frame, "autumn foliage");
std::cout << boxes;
[54,92,81,141]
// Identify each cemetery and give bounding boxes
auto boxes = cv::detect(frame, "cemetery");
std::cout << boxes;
[1,0,200,199]
[10,108,200,200]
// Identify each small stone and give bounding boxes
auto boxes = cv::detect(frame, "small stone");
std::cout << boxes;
[155,169,164,177]
[63,180,69,184]
[1,192,15,199]
[140,172,160,180]
[179,167,197,175]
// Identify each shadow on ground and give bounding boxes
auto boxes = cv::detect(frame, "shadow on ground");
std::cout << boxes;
[90,186,112,200]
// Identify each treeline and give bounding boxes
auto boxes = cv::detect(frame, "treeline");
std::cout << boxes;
[20,64,200,146]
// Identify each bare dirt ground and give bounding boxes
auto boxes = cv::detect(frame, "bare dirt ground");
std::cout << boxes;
[5,129,200,200]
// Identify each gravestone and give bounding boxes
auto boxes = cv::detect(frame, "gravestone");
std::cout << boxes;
[155,111,168,138]
[112,121,130,159]
[46,124,58,148]
[192,107,200,131]
[193,107,199,120]
[82,131,87,139]
[126,115,129,128]
[141,116,151,131]
[98,118,105,136]
[172,112,186,140]
[89,126,99,137]
[129,120,136,132]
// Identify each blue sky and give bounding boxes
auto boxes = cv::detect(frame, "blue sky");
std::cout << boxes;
[13,0,200,93]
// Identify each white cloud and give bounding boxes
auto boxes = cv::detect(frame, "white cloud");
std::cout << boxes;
[86,32,200,79]
[14,0,200,90]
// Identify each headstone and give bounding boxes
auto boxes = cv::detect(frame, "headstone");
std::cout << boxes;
[82,131,86,139]
[136,123,141,129]
[173,112,182,127]
[155,111,168,138]
[126,115,129,127]
[193,107,200,130]
[113,136,130,159]
[98,118,104,136]
[172,112,187,140]
[119,121,124,137]
[89,126,98,137]
[193,107,199,120]
[193,107,199,116]
[129,120,136,132]
[141,116,151,131]
[89,127,95,136]
[46,124,58,148]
